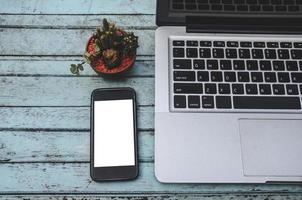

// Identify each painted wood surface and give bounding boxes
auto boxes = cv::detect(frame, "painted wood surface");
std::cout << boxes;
[1,163,302,193]
[1,0,302,198]
[0,59,155,76]
[0,29,154,56]
[0,0,156,14]
[0,131,154,162]
[1,195,302,200]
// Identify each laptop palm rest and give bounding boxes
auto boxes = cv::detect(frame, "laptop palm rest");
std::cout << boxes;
[239,119,302,177]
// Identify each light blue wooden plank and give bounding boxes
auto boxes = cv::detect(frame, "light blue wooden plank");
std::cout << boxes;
[0,0,156,14]
[1,194,302,200]
[0,29,154,56]
[0,15,156,28]
[0,59,155,76]
[0,131,154,162]
[0,107,154,130]
[1,162,302,193]
[0,77,154,106]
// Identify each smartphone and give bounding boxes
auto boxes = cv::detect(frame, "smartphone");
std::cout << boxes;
[90,87,138,181]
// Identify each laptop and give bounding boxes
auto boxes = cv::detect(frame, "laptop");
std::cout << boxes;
[155,0,302,183]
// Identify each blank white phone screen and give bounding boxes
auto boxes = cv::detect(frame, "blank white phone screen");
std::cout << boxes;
[94,99,135,167]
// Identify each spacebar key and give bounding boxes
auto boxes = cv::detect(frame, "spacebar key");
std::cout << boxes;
[233,96,301,109]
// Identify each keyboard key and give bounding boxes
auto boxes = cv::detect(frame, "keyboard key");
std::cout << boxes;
[276,5,287,11]
[174,71,196,81]
[216,96,232,109]
[220,60,232,70]
[233,96,301,109]
[291,50,302,59]
[172,4,184,9]
[173,40,185,46]
[260,60,272,70]
[226,49,237,58]
[265,49,277,59]
[205,83,217,94]
[187,41,198,46]
[249,5,261,11]
[278,49,290,59]
[294,42,302,48]
[186,3,197,9]
[227,41,239,47]
[238,72,250,82]
[246,60,258,70]
[207,60,219,70]
[273,61,285,71]
[211,72,223,82]
[174,95,186,108]
[291,73,302,82]
[251,72,263,82]
[213,48,224,58]
[259,84,272,95]
[173,48,184,57]
[237,5,249,10]
[254,42,265,48]
[267,42,279,48]
[273,84,285,95]
[246,84,258,94]
[173,59,192,69]
[198,4,210,10]
[286,84,299,95]
[202,96,215,108]
[218,83,231,94]
[262,5,274,11]
[174,83,203,94]
[278,72,290,82]
[193,59,205,69]
[240,41,252,47]
[186,48,198,58]
[214,41,225,47]
[288,5,300,11]
[280,42,292,48]
[239,49,251,59]
[252,49,264,59]
[224,72,236,82]
[211,4,223,10]
[232,84,244,94]
[199,48,211,58]
[188,96,201,108]
[234,60,245,70]
[286,61,298,71]
[224,5,236,10]
[200,41,212,47]
[264,72,277,82]
[197,71,210,82]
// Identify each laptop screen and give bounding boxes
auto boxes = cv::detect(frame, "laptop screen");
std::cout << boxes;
[157,0,302,26]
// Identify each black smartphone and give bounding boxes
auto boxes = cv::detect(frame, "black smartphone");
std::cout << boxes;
[90,87,138,181]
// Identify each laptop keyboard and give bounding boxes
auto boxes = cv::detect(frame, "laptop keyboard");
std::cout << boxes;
[171,0,302,13]
[170,36,302,112]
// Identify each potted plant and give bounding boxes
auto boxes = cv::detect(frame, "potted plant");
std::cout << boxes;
[70,19,139,75]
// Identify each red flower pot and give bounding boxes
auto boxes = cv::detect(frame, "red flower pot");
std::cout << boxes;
[86,36,136,75]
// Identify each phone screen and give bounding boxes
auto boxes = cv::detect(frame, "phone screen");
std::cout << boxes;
[93,99,135,167]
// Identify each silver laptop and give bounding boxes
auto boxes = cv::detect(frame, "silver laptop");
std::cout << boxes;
[155,0,302,183]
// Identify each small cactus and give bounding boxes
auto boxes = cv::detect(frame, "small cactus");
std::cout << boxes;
[70,18,139,75]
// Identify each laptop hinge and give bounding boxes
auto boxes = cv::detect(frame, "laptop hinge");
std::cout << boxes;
[186,16,302,34]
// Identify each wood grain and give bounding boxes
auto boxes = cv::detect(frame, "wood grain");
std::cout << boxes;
[0,0,156,14]
[0,15,156,29]
[0,59,155,76]
[0,77,155,106]
[0,29,154,56]
[0,131,154,162]
[1,162,302,193]
[0,107,154,130]
[1,194,302,200]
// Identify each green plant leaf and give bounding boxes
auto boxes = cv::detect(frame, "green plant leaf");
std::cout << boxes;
[78,64,84,71]
[70,64,78,74]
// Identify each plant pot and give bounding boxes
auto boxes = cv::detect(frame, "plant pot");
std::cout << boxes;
[86,36,136,75]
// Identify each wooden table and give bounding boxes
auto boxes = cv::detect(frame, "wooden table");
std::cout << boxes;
[0,0,301,199]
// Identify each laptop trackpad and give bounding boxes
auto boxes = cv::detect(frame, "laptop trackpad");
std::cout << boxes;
[239,119,302,177]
